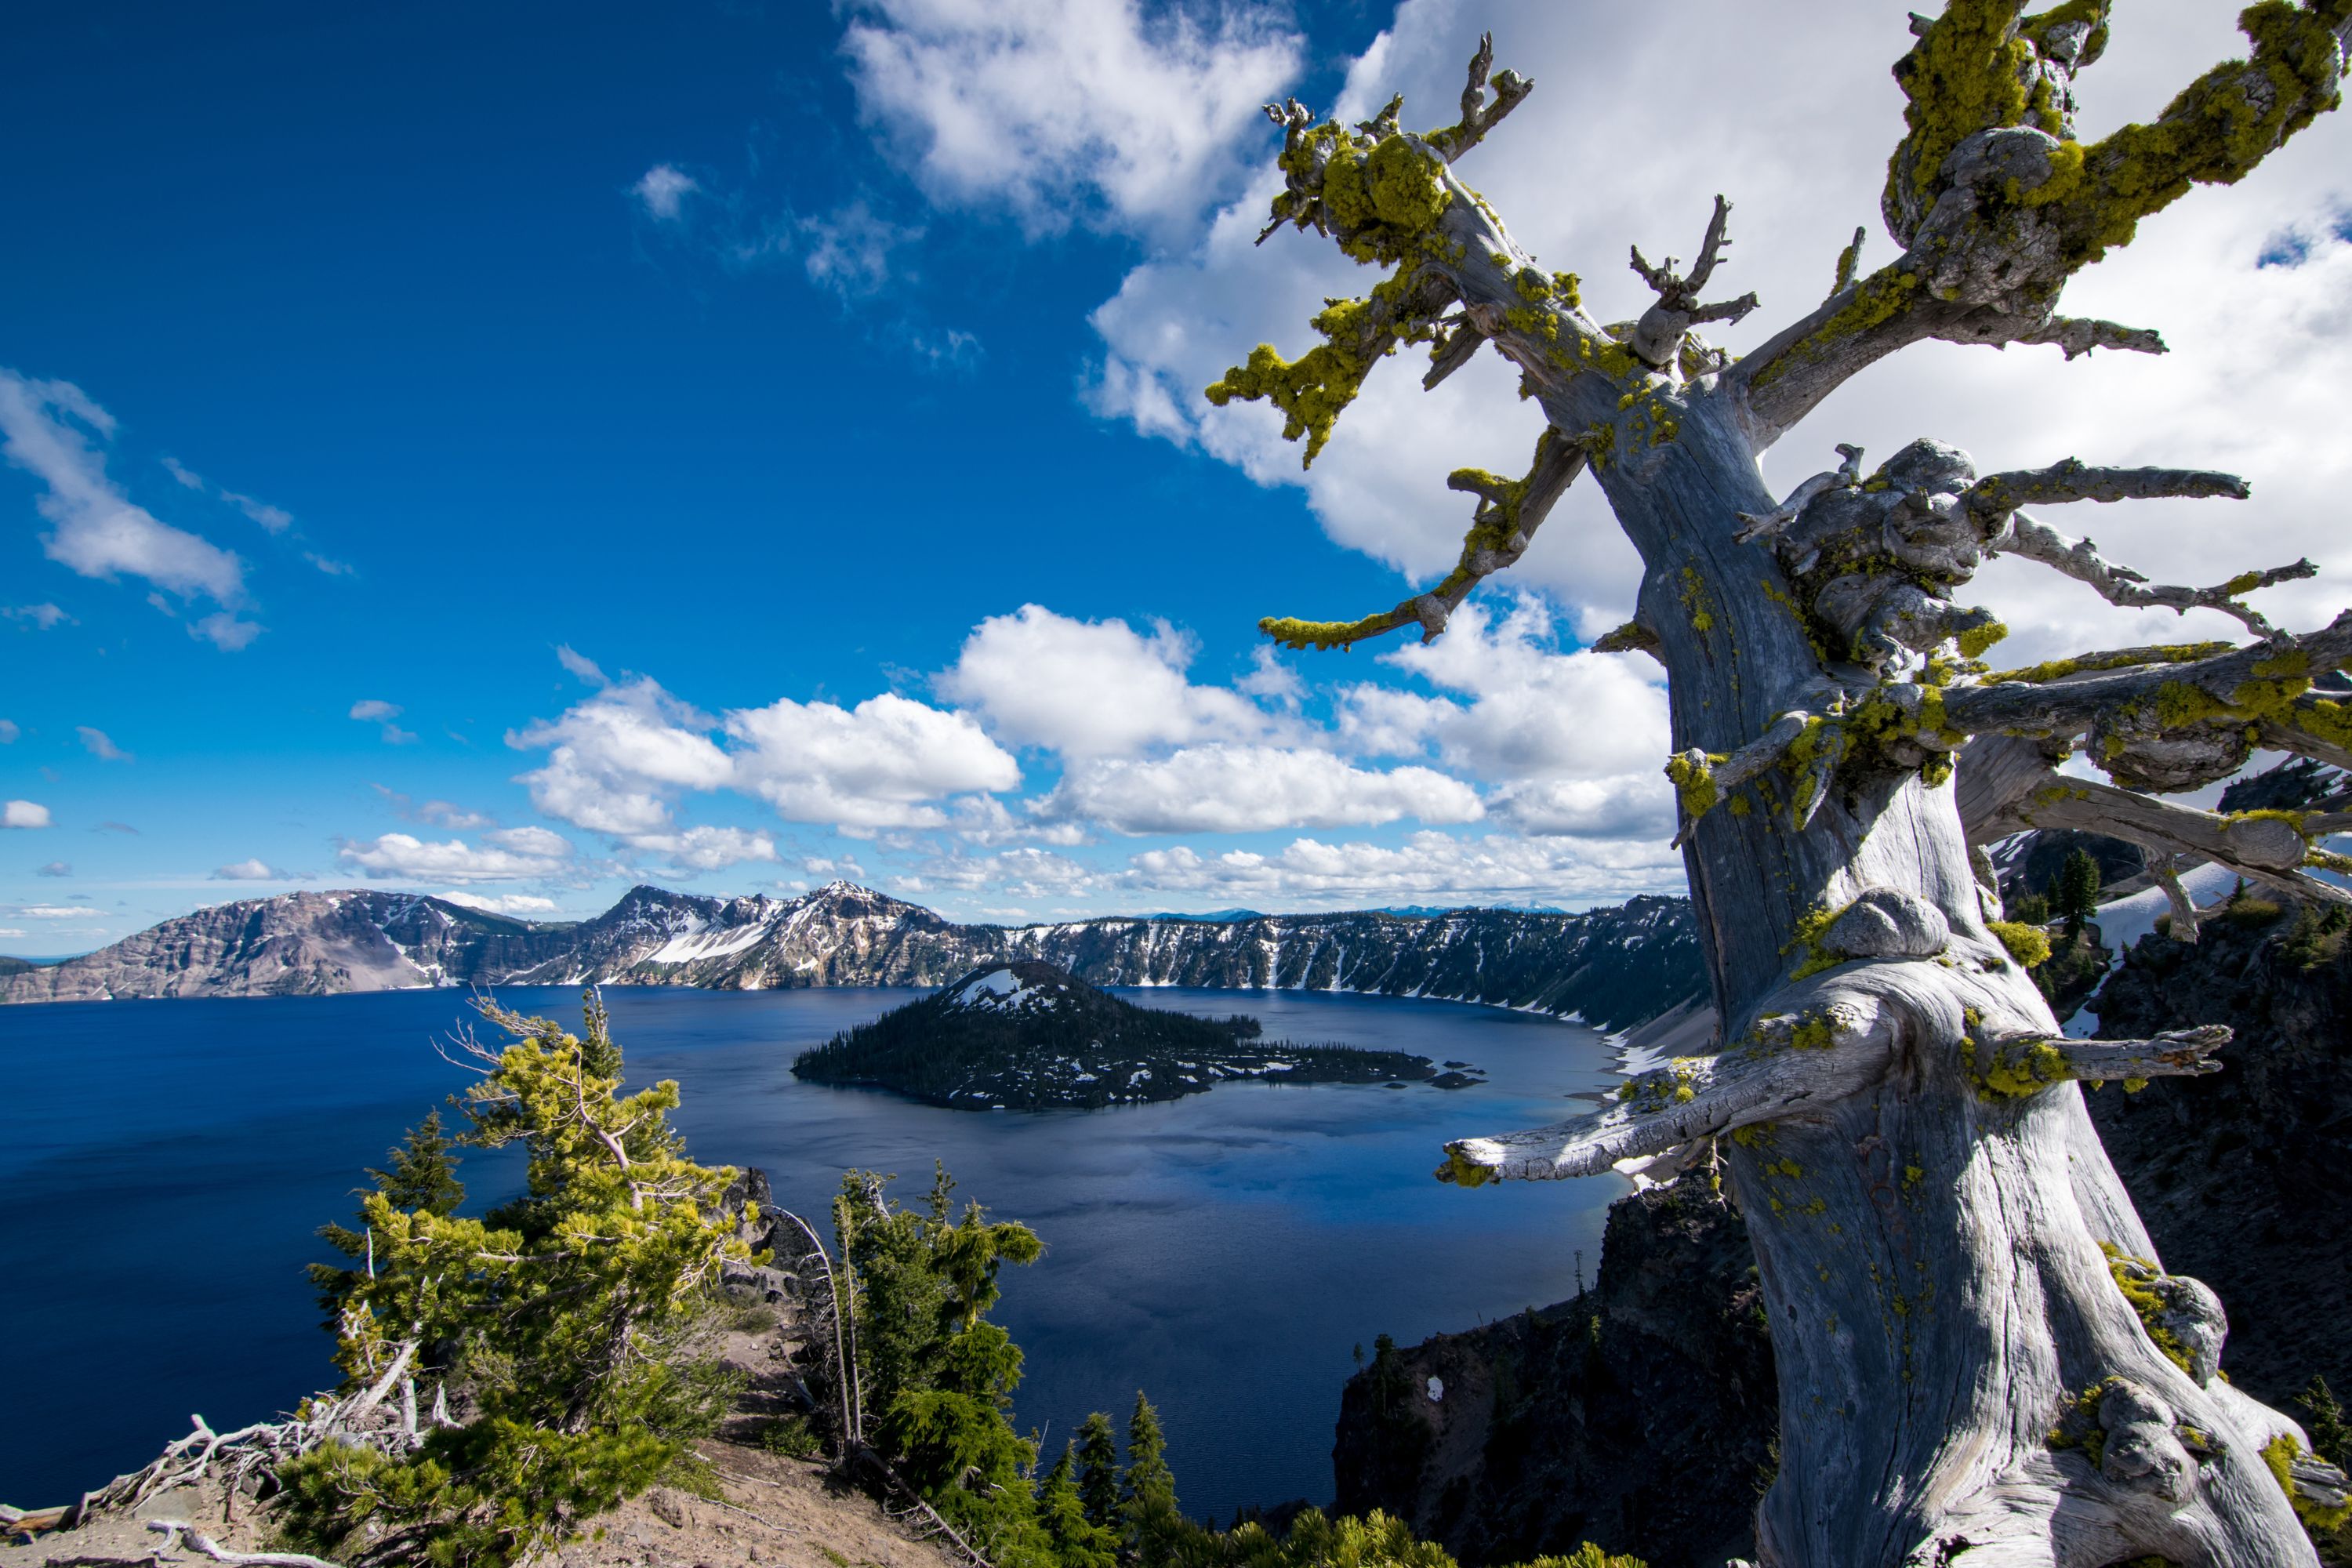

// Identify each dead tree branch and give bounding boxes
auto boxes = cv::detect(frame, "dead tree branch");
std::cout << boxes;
[1261,426,1586,651]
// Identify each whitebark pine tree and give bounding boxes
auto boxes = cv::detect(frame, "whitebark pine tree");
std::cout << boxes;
[1213,7,2352,1564]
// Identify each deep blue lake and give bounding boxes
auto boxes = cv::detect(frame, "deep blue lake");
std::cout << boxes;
[0,985,1626,1522]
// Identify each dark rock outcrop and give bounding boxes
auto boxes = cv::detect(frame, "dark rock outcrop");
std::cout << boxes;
[2086,898,2352,1410]
[1331,1176,1772,1568]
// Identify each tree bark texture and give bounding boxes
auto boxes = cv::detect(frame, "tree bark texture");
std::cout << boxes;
[1215,8,2352,1563]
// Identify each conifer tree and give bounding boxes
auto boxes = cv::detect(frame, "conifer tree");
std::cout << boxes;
[279,991,748,1568]
[1122,1392,1182,1568]
[1074,1410,1123,1531]
[2056,845,2104,934]
[310,1111,467,1319]
[833,1164,1051,1561]
[1037,1443,1120,1568]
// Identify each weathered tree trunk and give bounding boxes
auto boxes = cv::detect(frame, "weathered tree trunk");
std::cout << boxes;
[1588,390,2315,1565]
[1216,10,2352,1560]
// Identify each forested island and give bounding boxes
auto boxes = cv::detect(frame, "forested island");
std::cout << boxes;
[790,960,1470,1109]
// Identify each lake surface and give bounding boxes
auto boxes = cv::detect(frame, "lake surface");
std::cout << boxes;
[0,985,1628,1522]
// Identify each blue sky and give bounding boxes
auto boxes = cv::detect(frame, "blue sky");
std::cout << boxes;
[6,0,2350,953]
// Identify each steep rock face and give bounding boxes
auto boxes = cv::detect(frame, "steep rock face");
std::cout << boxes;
[1330,1176,1773,1568]
[0,891,546,1001]
[2086,900,2352,1410]
[2,883,1708,1029]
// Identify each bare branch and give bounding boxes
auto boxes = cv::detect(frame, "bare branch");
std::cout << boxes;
[148,1521,344,1568]
[1421,314,1485,390]
[1984,768,2352,906]
[1989,1025,2233,1087]
[1737,6,2352,440]
[2018,317,2168,359]
[1963,459,2247,517]
[2263,712,2352,775]
[1988,519,2310,639]
[1426,31,1533,162]
[1831,226,1866,296]
[1736,442,1863,542]
[1628,195,1761,368]
[1591,620,1661,658]
[2155,857,2202,944]
[1261,426,1586,651]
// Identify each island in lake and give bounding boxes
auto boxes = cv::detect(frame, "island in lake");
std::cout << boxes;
[791,959,1479,1109]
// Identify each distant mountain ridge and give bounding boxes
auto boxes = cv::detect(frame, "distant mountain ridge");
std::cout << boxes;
[0,880,1706,1031]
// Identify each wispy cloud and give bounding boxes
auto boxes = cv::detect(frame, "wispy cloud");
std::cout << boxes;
[212,858,286,880]
[35,861,69,877]
[0,720,16,744]
[371,783,494,830]
[555,644,609,687]
[800,200,920,301]
[632,163,700,222]
[5,603,72,630]
[350,699,419,745]
[0,370,259,646]
[92,819,137,834]
[76,726,130,762]
[220,489,292,534]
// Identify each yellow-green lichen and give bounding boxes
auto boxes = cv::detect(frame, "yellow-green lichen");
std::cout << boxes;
[1956,619,2009,660]
[1784,903,1846,981]
[1666,751,1726,817]
[1433,1145,1493,1188]
[2263,1432,2352,1534]
[1986,920,2053,969]
[2100,1242,2196,1377]
[1984,642,2232,685]
[1968,1036,2071,1100]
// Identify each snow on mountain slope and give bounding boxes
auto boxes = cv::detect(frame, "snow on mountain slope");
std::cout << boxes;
[0,880,1707,1031]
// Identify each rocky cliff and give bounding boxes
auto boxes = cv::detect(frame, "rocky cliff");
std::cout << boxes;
[1,880,1707,1029]
[1332,900,2352,1566]
[1331,1174,1772,1568]
[2085,896,2352,1410]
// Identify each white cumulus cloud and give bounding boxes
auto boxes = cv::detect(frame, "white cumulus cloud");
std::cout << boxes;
[624,826,780,873]
[938,603,1287,758]
[435,890,561,916]
[511,677,734,837]
[4,800,53,829]
[350,699,418,745]
[1040,743,1482,835]
[338,826,576,884]
[840,0,1302,238]
[1124,829,1682,909]
[725,691,1019,832]
[212,858,285,880]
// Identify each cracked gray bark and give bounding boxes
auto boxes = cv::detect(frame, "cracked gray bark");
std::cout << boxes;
[1217,7,2352,1565]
